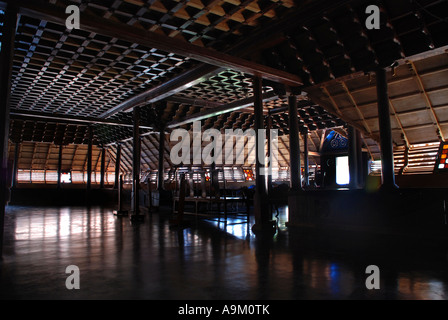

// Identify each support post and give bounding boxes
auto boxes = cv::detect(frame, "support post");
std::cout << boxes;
[348,126,359,190]
[100,146,106,189]
[131,107,143,221]
[254,77,266,197]
[114,143,121,189]
[12,142,20,189]
[267,113,273,196]
[57,144,63,189]
[286,94,306,228]
[0,5,19,257]
[288,95,301,190]
[113,174,128,216]
[86,126,93,191]
[158,127,165,192]
[376,68,398,190]
[303,128,309,188]
[356,130,364,188]
[252,77,272,233]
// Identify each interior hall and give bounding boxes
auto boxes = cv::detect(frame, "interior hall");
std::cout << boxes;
[1,0,448,300]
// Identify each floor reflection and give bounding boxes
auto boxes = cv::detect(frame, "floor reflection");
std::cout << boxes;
[1,205,448,300]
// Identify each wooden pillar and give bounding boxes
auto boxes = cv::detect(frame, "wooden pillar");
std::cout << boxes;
[302,128,309,188]
[266,113,273,195]
[348,126,359,190]
[252,76,271,232]
[376,68,398,190]
[356,130,364,188]
[254,77,266,197]
[288,95,301,190]
[86,126,93,191]
[158,127,165,192]
[100,146,106,189]
[12,142,20,189]
[114,143,121,189]
[57,144,63,189]
[131,107,142,219]
[286,94,305,228]
[0,5,18,257]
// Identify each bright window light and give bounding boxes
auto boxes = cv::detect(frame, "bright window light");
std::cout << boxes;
[61,172,71,184]
[336,156,350,185]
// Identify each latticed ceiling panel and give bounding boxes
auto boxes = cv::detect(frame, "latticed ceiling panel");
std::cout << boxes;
[57,0,296,50]
[94,124,133,146]
[176,69,254,103]
[10,14,192,117]
[262,0,448,86]
[9,119,96,145]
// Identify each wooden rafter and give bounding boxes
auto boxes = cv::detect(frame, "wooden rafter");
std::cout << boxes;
[139,138,157,171]
[43,143,52,172]
[119,142,133,173]
[94,149,102,172]
[147,134,171,168]
[321,86,343,117]
[388,99,410,148]
[340,81,373,136]
[277,135,289,167]
[408,60,445,142]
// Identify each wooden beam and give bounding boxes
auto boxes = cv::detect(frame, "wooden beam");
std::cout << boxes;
[100,64,223,119]
[167,95,224,109]
[10,109,153,130]
[167,91,278,128]
[319,129,327,152]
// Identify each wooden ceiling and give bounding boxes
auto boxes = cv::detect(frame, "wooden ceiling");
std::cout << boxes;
[3,0,448,171]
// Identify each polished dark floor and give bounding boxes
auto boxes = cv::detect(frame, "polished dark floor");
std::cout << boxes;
[1,205,448,300]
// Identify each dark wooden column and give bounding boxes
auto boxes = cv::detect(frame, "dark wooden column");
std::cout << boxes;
[348,126,359,190]
[356,131,364,188]
[0,5,19,257]
[252,77,271,232]
[254,77,266,197]
[12,142,20,189]
[376,68,398,190]
[302,128,309,188]
[57,144,63,189]
[86,126,93,191]
[114,143,121,189]
[158,127,165,192]
[131,107,142,220]
[266,112,273,195]
[100,146,106,189]
[288,95,301,190]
